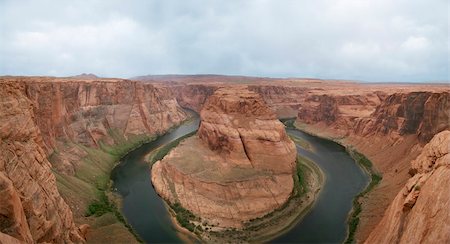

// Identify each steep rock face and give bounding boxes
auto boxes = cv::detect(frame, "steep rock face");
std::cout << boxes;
[0,81,84,243]
[197,87,296,171]
[354,92,449,143]
[294,91,449,242]
[172,84,218,112]
[24,79,188,152]
[297,95,339,125]
[6,78,188,177]
[152,87,296,228]
[248,85,307,118]
[365,130,450,244]
[295,91,449,148]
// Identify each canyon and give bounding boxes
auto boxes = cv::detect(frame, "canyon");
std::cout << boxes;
[0,76,188,243]
[0,75,448,243]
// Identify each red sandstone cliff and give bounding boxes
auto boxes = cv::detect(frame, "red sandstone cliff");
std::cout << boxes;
[365,130,450,244]
[4,77,187,177]
[294,90,449,242]
[152,87,296,228]
[0,77,189,243]
[0,81,84,243]
[23,78,187,151]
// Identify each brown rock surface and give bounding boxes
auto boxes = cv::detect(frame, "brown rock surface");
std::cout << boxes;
[354,92,450,143]
[150,76,448,242]
[0,77,189,181]
[22,78,188,152]
[151,87,296,228]
[294,90,449,242]
[365,130,450,244]
[0,76,190,243]
[0,81,84,243]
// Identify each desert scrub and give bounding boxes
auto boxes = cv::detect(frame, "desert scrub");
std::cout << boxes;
[169,202,198,232]
[293,156,310,197]
[85,189,143,242]
[86,192,113,217]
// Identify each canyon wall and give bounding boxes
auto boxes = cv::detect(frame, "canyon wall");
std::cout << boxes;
[22,78,187,176]
[0,81,84,243]
[293,90,449,242]
[24,78,187,152]
[0,77,189,243]
[152,87,297,228]
[365,130,450,244]
[170,84,218,112]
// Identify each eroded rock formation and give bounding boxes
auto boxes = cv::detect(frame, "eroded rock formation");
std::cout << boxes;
[0,81,84,243]
[354,92,450,143]
[0,77,190,243]
[294,90,449,242]
[365,130,450,244]
[152,86,296,228]
[24,78,188,152]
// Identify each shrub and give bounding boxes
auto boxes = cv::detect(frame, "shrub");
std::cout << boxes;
[170,202,197,232]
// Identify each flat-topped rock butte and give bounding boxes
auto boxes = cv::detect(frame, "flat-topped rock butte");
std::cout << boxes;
[151,86,297,228]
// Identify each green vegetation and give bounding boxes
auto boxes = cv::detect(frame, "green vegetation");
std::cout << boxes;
[350,150,372,169]
[86,193,113,217]
[49,129,159,243]
[293,156,311,196]
[148,130,197,165]
[85,189,142,242]
[169,202,198,232]
[345,148,383,244]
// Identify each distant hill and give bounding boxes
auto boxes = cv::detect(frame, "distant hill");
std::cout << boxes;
[70,73,99,79]
[130,74,277,84]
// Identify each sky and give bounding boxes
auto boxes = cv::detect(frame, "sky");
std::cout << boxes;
[0,0,448,82]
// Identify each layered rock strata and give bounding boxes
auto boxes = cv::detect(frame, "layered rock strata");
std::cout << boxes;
[0,77,190,243]
[23,78,188,152]
[0,81,84,243]
[365,130,450,244]
[294,91,449,242]
[152,87,296,228]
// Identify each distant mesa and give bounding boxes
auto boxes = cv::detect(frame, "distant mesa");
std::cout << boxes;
[70,73,99,79]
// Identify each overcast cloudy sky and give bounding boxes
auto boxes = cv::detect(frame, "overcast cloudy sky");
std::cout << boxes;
[0,0,448,82]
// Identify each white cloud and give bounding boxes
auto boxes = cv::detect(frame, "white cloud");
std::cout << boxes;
[401,36,430,51]
[0,0,448,82]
